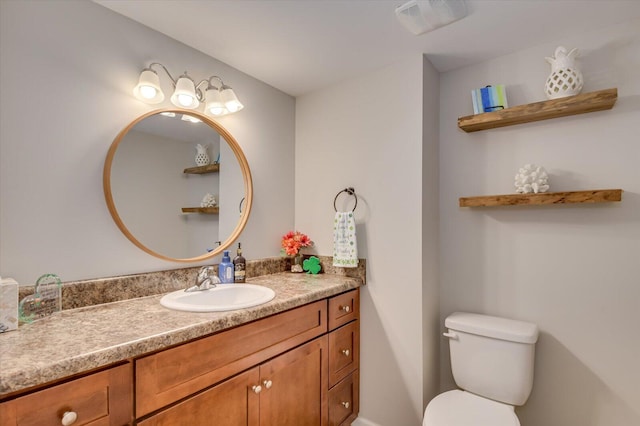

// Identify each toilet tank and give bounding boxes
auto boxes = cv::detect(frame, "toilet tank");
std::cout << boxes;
[445,312,539,406]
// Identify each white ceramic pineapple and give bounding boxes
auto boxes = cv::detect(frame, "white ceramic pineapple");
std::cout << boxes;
[195,144,210,166]
[544,46,584,99]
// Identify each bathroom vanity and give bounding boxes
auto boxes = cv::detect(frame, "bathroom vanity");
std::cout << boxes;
[0,272,361,426]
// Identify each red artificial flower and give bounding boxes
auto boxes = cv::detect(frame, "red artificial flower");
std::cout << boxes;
[281,231,313,256]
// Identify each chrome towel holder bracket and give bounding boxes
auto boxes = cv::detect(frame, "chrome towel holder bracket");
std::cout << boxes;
[334,187,358,212]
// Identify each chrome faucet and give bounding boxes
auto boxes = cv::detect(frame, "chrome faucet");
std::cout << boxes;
[185,266,220,292]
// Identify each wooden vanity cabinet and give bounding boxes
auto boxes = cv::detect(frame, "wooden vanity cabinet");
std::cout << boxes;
[138,289,360,426]
[0,288,361,426]
[0,363,132,426]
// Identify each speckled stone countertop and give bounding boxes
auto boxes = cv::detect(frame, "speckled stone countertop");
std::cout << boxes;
[0,271,362,397]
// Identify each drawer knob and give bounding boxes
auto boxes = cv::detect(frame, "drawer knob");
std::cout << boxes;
[263,379,273,389]
[252,385,262,394]
[341,349,350,357]
[61,411,78,426]
[340,305,351,313]
[342,401,350,409]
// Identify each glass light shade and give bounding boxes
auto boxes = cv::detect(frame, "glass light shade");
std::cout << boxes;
[204,87,228,116]
[180,115,202,123]
[133,69,164,104]
[170,75,199,109]
[220,86,244,113]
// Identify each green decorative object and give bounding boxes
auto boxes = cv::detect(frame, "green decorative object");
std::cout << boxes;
[303,256,322,274]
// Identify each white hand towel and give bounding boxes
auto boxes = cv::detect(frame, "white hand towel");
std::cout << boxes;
[333,211,358,268]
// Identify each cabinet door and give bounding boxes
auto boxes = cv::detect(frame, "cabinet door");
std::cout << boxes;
[138,367,260,426]
[259,336,328,426]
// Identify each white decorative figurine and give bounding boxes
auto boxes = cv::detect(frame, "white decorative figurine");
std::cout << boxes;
[195,143,210,166]
[515,164,550,194]
[200,193,217,208]
[544,46,584,99]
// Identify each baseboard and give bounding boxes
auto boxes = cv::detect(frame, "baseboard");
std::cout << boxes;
[352,417,383,426]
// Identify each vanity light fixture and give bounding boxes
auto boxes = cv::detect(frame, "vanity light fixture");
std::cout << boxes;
[133,62,244,116]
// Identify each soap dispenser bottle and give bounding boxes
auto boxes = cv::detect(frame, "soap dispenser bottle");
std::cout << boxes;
[218,251,234,283]
[233,243,246,283]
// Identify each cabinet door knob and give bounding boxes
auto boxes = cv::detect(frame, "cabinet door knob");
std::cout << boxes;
[340,305,351,313]
[341,401,350,409]
[263,379,273,389]
[341,349,350,357]
[61,411,78,426]
[252,385,262,394]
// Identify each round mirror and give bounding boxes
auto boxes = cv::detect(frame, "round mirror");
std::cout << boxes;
[103,109,253,262]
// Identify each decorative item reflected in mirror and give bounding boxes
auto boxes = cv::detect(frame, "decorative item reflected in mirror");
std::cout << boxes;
[103,109,252,262]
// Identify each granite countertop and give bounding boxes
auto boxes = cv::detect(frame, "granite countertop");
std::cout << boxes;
[0,272,362,397]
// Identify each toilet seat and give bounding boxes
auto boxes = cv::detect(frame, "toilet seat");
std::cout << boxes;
[423,390,520,426]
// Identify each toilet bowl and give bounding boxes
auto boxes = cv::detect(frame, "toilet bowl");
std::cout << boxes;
[423,312,539,426]
[423,390,519,426]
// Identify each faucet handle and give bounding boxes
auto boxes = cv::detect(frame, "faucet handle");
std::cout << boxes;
[197,265,216,282]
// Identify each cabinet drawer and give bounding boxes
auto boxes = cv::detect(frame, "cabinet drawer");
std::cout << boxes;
[328,321,359,388]
[0,363,132,426]
[328,370,359,426]
[328,290,359,331]
[136,300,327,417]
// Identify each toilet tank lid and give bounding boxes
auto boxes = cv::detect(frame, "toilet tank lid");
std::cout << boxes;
[445,312,539,344]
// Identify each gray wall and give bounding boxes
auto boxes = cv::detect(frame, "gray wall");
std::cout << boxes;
[439,18,640,426]
[2,2,639,425]
[0,0,295,284]
[296,55,440,425]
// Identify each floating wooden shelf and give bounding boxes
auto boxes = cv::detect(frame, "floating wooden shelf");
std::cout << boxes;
[458,88,617,132]
[459,189,623,207]
[181,207,219,214]
[183,163,220,174]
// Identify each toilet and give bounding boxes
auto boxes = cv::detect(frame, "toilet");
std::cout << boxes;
[423,312,539,426]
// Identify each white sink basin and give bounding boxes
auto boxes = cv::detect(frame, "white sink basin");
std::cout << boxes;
[160,284,276,312]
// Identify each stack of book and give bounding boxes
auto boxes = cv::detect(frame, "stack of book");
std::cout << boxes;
[471,85,508,114]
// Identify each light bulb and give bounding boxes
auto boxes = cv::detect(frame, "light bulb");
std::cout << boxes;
[177,93,195,107]
[139,85,157,100]
[133,69,164,104]
[204,87,227,116]
[170,74,199,109]
[226,100,243,113]
[220,86,243,113]
[208,106,226,116]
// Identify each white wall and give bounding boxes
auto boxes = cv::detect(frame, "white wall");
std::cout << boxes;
[439,19,640,426]
[0,0,295,285]
[296,55,440,425]
[421,56,441,410]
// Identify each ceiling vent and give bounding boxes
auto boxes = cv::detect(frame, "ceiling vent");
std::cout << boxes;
[395,0,468,35]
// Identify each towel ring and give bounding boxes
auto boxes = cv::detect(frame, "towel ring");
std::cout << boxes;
[334,187,358,212]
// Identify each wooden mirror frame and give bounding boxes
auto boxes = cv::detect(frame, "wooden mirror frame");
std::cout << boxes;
[103,108,253,262]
